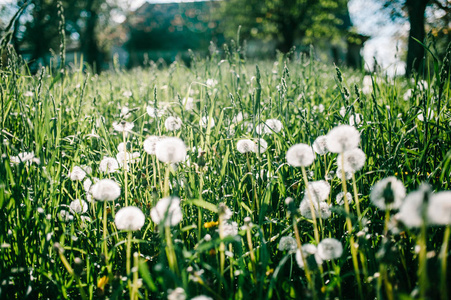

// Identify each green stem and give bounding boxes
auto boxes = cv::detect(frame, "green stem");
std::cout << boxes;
[351,173,362,226]
[246,227,257,283]
[301,166,320,244]
[418,222,428,299]
[440,226,450,300]
[123,131,128,206]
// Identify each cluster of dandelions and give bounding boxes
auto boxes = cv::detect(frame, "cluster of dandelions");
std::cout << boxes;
[294,238,343,269]
[369,178,451,228]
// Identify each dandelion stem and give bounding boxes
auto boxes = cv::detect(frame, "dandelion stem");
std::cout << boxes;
[341,154,363,299]
[131,252,139,300]
[440,225,450,300]
[165,225,179,275]
[351,173,362,225]
[219,213,226,278]
[245,226,257,283]
[418,218,429,299]
[123,131,128,206]
[301,166,320,244]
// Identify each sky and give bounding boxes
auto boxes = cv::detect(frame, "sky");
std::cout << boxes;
[0,0,407,74]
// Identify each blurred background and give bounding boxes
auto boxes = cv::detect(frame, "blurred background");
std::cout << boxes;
[0,0,450,75]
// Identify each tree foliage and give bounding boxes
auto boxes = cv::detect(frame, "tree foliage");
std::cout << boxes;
[218,0,350,53]
[381,0,450,75]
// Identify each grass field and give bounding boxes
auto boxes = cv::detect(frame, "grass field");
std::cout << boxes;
[1,43,451,299]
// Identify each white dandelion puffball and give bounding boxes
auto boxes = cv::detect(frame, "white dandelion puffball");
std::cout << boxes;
[167,287,186,300]
[260,119,283,134]
[112,121,134,133]
[326,125,360,153]
[164,116,182,131]
[295,244,323,269]
[68,166,86,181]
[403,89,413,101]
[362,75,373,94]
[336,167,353,180]
[300,198,331,219]
[115,206,146,231]
[286,143,315,167]
[150,196,183,226]
[120,106,130,118]
[253,138,268,153]
[117,142,127,152]
[182,97,195,111]
[417,108,435,122]
[200,116,215,128]
[369,177,406,210]
[206,78,218,87]
[191,296,213,300]
[318,202,332,219]
[10,151,35,164]
[278,236,297,252]
[337,148,366,172]
[339,106,346,117]
[99,157,119,173]
[91,179,121,201]
[69,199,88,214]
[143,136,160,155]
[237,139,255,154]
[317,238,343,260]
[83,178,93,193]
[222,221,239,237]
[155,137,187,163]
[147,106,165,118]
[313,135,329,155]
[59,210,74,222]
[397,189,430,228]
[307,180,331,202]
[349,113,363,127]
[336,192,353,205]
[428,192,451,225]
[232,112,245,123]
[123,90,132,98]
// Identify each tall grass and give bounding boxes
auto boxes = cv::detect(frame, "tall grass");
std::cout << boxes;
[0,37,450,299]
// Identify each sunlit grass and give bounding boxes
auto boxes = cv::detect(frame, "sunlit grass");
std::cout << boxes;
[0,44,450,299]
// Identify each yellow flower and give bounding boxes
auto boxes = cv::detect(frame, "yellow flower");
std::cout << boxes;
[204,221,219,229]
[97,276,109,292]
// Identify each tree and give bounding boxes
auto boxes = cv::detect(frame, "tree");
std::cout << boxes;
[6,0,123,72]
[382,0,451,76]
[219,0,350,53]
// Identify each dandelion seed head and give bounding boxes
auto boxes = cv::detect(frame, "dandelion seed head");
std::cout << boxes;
[428,191,451,225]
[99,157,119,173]
[147,106,165,118]
[307,180,331,202]
[370,177,406,210]
[279,236,297,252]
[59,210,73,222]
[326,125,360,153]
[69,199,88,214]
[222,221,238,237]
[286,143,315,167]
[312,135,329,155]
[253,138,268,153]
[164,116,182,131]
[150,196,183,226]
[122,91,132,98]
[336,191,353,205]
[337,148,366,172]
[417,108,435,122]
[91,179,121,201]
[236,139,255,154]
[115,206,146,231]
[143,136,161,155]
[349,113,363,127]
[112,121,134,133]
[120,106,130,118]
[317,238,343,260]
[191,296,213,300]
[167,287,186,300]
[206,78,218,87]
[200,116,215,128]
[397,184,431,227]
[182,97,195,111]
[68,166,86,181]
[258,119,283,134]
[155,137,187,163]
[295,244,323,269]
[336,167,353,180]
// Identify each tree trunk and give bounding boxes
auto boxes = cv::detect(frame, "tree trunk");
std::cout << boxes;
[406,0,429,76]
[83,2,101,72]
[278,19,295,53]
